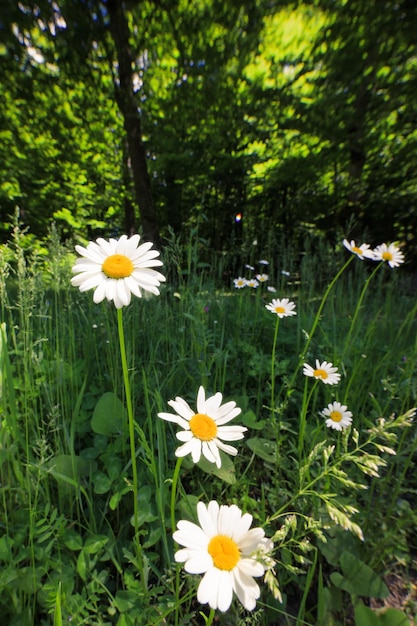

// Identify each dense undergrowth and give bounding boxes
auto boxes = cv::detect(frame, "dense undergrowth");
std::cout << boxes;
[0,224,416,625]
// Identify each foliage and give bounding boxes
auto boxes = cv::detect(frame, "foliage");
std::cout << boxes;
[1,1,417,259]
[0,224,416,624]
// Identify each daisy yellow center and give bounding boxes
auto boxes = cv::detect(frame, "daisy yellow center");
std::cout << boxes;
[330,410,342,422]
[102,254,134,279]
[382,251,393,261]
[275,306,286,314]
[208,535,240,571]
[314,368,328,380]
[189,413,217,441]
[352,246,363,255]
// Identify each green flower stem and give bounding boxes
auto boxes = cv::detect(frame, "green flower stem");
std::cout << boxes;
[116,308,142,569]
[286,255,355,396]
[270,316,280,421]
[171,456,183,626]
[298,378,318,460]
[170,457,183,538]
[341,261,383,359]
[205,608,216,625]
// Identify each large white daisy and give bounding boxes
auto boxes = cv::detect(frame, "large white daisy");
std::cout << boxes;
[303,359,341,385]
[71,234,166,308]
[265,298,296,318]
[158,386,246,468]
[343,239,374,260]
[174,500,274,612]
[321,401,353,431]
[372,243,404,268]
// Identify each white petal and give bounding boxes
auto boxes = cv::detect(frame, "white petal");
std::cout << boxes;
[157,412,189,429]
[198,568,234,612]
[216,425,247,440]
[175,438,201,463]
[202,440,220,466]
[182,552,213,574]
[176,430,193,442]
[174,521,208,549]
[215,440,238,456]
[232,567,260,611]
[196,386,206,412]
[197,501,218,537]
[167,397,194,420]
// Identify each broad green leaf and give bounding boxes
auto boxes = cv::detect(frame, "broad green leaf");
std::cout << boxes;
[241,409,265,431]
[197,452,237,484]
[330,551,389,598]
[246,437,276,463]
[91,392,127,436]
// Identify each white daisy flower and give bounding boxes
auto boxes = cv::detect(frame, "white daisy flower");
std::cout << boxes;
[71,234,165,308]
[158,386,246,468]
[372,243,404,268]
[256,273,269,282]
[233,277,247,289]
[258,259,269,265]
[303,359,341,385]
[265,298,296,318]
[245,264,255,271]
[246,278,259,288]
[267,286,277,292]
[321,401,353,431]
[343,239,374,260]
[174,500,274,612]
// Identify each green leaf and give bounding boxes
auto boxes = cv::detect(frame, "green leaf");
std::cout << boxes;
[246,437,276,463]
[241,409,265,431]
[83,534,109,554]
[92,470,113,494]
[63,530,83,551]
[197,452,237,484]
[48,454,95,491]
[91,392,127,436]
[330,551,389,598]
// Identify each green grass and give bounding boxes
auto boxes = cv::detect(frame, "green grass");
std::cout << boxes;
[0,225,416,625]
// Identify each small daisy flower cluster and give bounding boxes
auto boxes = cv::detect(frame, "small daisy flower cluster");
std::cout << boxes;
[343,239,404,268]
[303,359,352,431]
[233,259,271,290]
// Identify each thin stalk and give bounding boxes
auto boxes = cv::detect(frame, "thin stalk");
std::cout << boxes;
[286,255,355,395]
[171,456,183,626]
[116,308,143,571]
[270,316,280,422]
[341,261,383,359]
[298,378,318,461]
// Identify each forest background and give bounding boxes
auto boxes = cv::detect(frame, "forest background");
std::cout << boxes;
[1,0,417,261]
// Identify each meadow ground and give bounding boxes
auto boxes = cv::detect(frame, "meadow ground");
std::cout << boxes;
[0,226,416,625]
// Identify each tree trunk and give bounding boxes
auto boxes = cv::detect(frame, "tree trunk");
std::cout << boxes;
[106,0,161,247]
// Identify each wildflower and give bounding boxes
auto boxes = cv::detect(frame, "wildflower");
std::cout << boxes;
[247,278,259,288]
[321,401,353,431]
[256,273,269,283]
[303,359,341,385]
[281,270,290,276]
[372,243,404,268]
[267,286,277,293]
[233,277,247,289]
[343,239,374,260]
[245,264,255,271]
[265,298,296,318]
[174,500,274,612]
[258,259,269,265]
[158,386,246,468]
[71,234,165,308]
